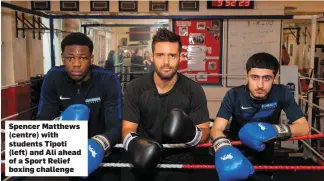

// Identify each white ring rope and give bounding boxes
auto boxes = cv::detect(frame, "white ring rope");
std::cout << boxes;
[100,163,183,169]
[300,139,324,161]
[299,76,324,84]
[114,143,189,148]
[299,95,324,111]
[1,77,44,90]
[311,127,322,134]
[1,106,38,122]
[2,177,13,181]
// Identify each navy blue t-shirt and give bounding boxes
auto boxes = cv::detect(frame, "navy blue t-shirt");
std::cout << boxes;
[217,84,304,164]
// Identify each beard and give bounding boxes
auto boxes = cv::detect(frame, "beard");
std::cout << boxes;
[154,64,179,80]
[250,93,267,100]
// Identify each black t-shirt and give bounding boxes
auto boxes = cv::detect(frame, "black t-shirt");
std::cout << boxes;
[123,72,209,163]
[217,84,304,164]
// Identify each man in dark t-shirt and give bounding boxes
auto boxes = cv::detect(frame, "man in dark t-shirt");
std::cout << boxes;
[121,28,210,181]
[210,52,310,181]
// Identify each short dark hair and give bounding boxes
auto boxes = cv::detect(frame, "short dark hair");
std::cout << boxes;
[246,52,280,76]
[152,28,182,54]
[61,32,94,54]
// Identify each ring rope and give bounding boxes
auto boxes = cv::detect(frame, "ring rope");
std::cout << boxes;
[300,139,324,161]
[299,76,324,84]
[99,163,324,170]
[311,127,322,134]
[2,177,13,181]
[299,95,324,111]
[1,106,38,122]
[113,134,324,148]
[0,160,323,171]
[1,77,44,90]
[1,133,323,156]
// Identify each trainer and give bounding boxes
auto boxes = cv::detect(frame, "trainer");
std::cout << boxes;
[121,28,210,181]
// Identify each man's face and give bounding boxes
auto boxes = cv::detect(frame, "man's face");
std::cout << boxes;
[247,68,275,100]
[153,42,180,80]
[61,45,93,81]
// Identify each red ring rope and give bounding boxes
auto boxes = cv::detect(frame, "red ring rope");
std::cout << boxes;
[196,133,324,147]
[98,163,324,171]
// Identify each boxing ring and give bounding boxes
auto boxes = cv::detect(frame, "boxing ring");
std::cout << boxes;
[2,71,324,181]
[1,1,324,180]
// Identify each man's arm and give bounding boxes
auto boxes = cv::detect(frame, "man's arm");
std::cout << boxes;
[197,123,210,144]
[121,80,162,169]
[210,89,234,141]
[122,121,138,140]
[36,70,60,120]
[238,86,309,152]
[189,85,210,143]
[100,74,123,147]
[210,117,228,140]
[289,117,310,136]
[283,86,310,136]
[121,81,141,140]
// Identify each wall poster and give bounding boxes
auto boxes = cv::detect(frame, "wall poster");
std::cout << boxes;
[174,20,222,85]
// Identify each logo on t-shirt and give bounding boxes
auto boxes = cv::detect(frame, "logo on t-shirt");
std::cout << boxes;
[85,97,101,104]
[261,102,277,110]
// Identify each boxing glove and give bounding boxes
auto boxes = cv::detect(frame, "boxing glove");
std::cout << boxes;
[56,104,111,177]
[123,133,163,169]
[213,137,254,181]
[55,104,90,121]
[238,122,292,152]
[163,108,202,146]
[86,135,111,177]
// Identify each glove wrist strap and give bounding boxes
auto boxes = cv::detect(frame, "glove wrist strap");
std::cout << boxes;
[186,127,202,147]
[212,137,231,152]
[92,135,111,157]
[123,133,138,151]
[273,124,292,140]
[92,135,111,151]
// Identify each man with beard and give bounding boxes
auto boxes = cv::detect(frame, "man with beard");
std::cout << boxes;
[121,28,210,181]
[210,52,309,181]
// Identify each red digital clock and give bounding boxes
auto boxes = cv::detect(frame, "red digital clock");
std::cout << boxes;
[207,0,254,9]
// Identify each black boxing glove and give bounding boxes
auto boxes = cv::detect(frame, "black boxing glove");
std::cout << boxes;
[163,108,202,146]
[123,133,163,169]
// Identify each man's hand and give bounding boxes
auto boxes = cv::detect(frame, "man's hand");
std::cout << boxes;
[57,104,110,177]
[238,122,292,152]
[213,137,254,181]
[162,108,202,146]
[123,133,163,169]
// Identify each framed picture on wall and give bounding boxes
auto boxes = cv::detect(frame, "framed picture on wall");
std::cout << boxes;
[90,1,109,11]
[60,0,79,11]
[31,1,51,10]
[179,1,199,11]
[119,0,138,12]
[149,0,168,11]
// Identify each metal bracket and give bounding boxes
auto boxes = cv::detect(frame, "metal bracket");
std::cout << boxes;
[15,11,47,40]
[283,27,301,45]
